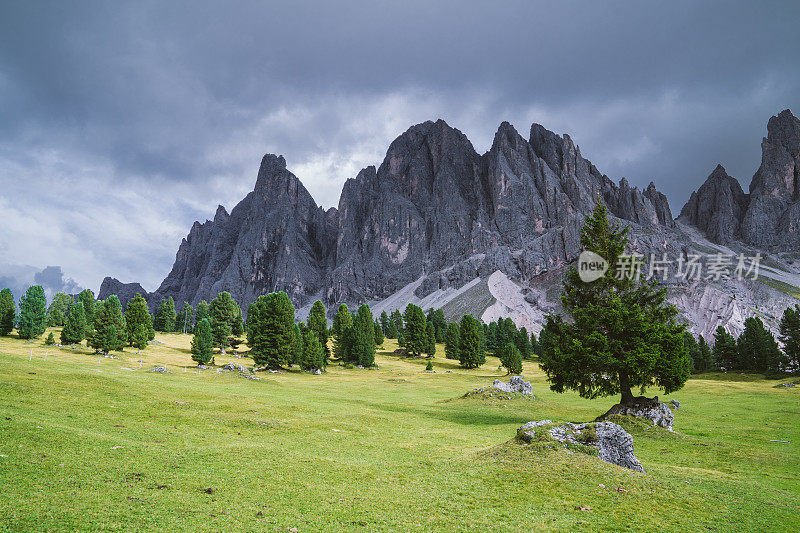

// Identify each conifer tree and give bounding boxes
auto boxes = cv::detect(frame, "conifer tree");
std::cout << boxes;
[47,293,72,327]
[515,326,532,359]
[380,311,390,337]
[61,301,86,345]
[683,331,701,373]
[499,342,523,375]
[712,326,738,371]
[154,297,177,332]
[390,309,403,337]
[18,285,47,339]
[195,300,210,324]
[539,203,690,406]
[530,330,539,356]
[424,322,436,356]
[231,302,244,337]
[458,314,485,369]
[45,332,55,345]
[300,330,325,371]
[176,302,194,334]
[351,304,376,367]
[124,293,153,349]
[191,318,214,365]
[246,292,295,368]
[209,292,236,351]
[0,288,15,335]
[696,335,713,373]
[77,289,95,332]
[403,304,427,357]
[432,309,446,343]
[444,322,460,360]
[737,316,786,373]
[779,304,800,370]
[89,296,126,352]
[331,303,353,360]
[308,300,329,358]
[290,324,304,367]
[374,320,384,346]
[386,315,398,339]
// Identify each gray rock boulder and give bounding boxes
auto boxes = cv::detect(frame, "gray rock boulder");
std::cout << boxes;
[492,375,533,396]
[599,397,674,430]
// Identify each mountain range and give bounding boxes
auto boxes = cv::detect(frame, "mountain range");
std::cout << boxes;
[99,110,800,338]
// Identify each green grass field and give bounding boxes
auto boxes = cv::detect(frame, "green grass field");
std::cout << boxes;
[1,329,798,531]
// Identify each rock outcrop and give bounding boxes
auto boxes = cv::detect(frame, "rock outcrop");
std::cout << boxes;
[678,165,749,244]
[597,397,674,431]
[97,277,150,308]
[492,375,533,396]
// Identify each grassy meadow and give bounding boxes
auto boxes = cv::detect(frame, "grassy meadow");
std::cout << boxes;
[1,328,798,531]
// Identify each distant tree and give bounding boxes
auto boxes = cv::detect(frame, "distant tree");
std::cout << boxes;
[176,302,194,334]
[683,331,701,373]
[425,359,434,371]
[0,288,15,335]
[385,311,398,339]
[18,285,47,339]
[485,321,498,354]
[515,327,532,359]
[60,302,86,345]
[779,304,800,370]
[246,292,295,368]
[426,308,447,343]
[77,289,95,332]
[539,203,690,406]
[737,316,786,374]
[209,292,237,351]
[331,304,353,360]
[89,296,126,353]
[350,304,376,367]
[530,330,539,356]
[444,322,460,360]
[424,322,436,356]
[380,311,390,337]
[154,297,177,333]
[696,336,713,373]
[231,302,244,337]
[390,309,403,337]
[190,318,214,365]
[308,300,329,359]
[374,320,384,346]
[499,342,523,375]
[458,314,485,369]
[195,300,210,325]
[47,292,73,327]
[124,293,153,349]
[299,330,325,371]
[403,304,427,358]
[713,326,739,371]
[396,329,406,348]
[45,332,55,345]
[290,324,304,367]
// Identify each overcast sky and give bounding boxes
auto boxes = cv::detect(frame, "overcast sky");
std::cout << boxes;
[1,1,798,294]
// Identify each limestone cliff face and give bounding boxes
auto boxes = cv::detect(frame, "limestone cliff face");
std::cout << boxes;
[678,164,749,244]
[102,118,678,312]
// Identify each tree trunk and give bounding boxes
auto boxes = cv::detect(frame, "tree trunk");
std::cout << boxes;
[619,371,634,405]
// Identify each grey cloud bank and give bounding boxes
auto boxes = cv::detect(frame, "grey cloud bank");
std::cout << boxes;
[0,0,798,293]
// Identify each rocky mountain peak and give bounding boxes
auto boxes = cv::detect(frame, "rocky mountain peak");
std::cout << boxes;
[678,164,748,244]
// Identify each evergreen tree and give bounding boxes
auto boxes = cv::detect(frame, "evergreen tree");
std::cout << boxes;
[737,316,786,374]
[209,292,236,351]
[424,322,436,356]
[231,302,244,337]
[385,312,398,339]
[308,300,329,359]
[351,304,376,367]
[530,330,539,356]
[176,302,194,334]
[425,359,434,371]
[499,342,523,375]
[60,302,86,345]
[444,322,460,360]
[124,293,153,348]
[396,329,406,348]
[154,297,177,333]
[683,331,701,373]
[485,321,498,354]
[432,309,446,343]
[712,326,738,371]
[300,330,325,371]
[380,311,390,337]
[45,332,55,345]
[696,335,713,373]
[191,318,214,365]
[47,292,73,327]
[390,309,403,337]
[779,304,800,370]
[246,292,295,368]
[290,324,304,367]
[0,288,15,335]
[195,300,210,324]
[374,320,384,346]
[18,285,47,339]
[77,289,95,332]
[403,304,427,357]
[538,203,690,405]
[331,304,353,360]
[89,296,126,352]
[458,314,485,369]
[515,327,532,359]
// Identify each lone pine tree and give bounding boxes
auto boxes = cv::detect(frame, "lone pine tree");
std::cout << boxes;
[18,285,47,339]
[538,203,690,407]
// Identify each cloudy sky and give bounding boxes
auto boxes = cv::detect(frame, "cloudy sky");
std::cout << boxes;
[1,1,798,295]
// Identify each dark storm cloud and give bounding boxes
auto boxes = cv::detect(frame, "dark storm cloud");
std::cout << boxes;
[1,0,798,291]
